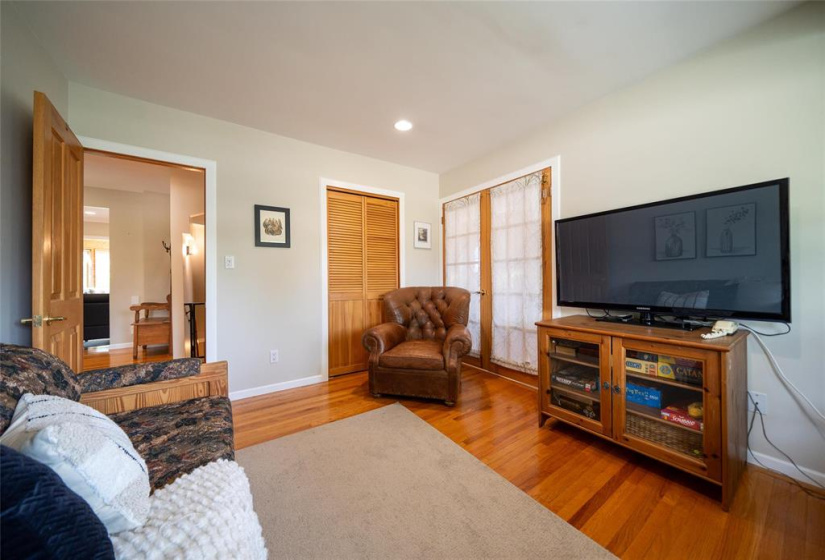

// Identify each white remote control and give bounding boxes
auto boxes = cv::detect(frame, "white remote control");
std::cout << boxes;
[701,320,739,340]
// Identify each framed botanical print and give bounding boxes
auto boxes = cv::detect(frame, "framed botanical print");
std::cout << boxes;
[255,205,291,248]
[654,211,696,260]
[414,221,432,249]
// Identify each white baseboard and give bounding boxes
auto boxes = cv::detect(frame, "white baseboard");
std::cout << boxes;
[229,375,325,401]
[749,450,825,487]
[104,342,132,350]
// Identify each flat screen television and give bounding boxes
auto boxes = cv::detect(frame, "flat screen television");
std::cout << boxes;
[555,179,790,324]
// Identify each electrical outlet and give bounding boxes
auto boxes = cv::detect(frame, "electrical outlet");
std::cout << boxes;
[131,295,140,305]
[224,255,235,269]
[269,349,279,364]
[748,391,768,414]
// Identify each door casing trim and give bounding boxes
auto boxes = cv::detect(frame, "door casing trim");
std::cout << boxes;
[78,136,218,363]
[319,177,406,381]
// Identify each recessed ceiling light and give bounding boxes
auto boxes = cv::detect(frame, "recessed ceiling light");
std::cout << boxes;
[394,120,413,132]
[84,211,96,215]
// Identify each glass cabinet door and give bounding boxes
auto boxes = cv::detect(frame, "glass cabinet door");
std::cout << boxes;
[615,340,721,480]
[541,330,611,436]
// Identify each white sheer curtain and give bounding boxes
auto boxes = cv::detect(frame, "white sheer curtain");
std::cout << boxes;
[490,172,542,373]
[444,193,481,356]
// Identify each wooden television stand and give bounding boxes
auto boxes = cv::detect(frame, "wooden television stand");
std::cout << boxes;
[536,315,748,510]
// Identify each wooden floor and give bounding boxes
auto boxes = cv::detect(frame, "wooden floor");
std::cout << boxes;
[233,368,825,559]
[82,346,173,371]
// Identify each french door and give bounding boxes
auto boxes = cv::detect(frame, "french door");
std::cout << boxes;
[443,168,553,382]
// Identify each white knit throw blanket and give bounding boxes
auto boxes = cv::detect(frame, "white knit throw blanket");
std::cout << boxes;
[112,460,267,559]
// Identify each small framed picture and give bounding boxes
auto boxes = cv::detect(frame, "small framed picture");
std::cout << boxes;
[654,211,696,261]
[255,204,291,248]
[706,202,756,257]
[414,221,432,249]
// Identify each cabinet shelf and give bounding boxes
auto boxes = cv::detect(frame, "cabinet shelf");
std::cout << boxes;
[626,403,703,434]
[547,352,599,369]
[625,371,703,393]
[549,384,600,403]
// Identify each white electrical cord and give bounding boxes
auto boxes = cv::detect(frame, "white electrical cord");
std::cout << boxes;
[739,324,825,424]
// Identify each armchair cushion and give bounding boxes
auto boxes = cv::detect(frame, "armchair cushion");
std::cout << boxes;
[78,358,201,394]
[379,340,445,371]
[110,396,234,491]
[0,344,81,434]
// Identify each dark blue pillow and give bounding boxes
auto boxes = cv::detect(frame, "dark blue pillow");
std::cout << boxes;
[1,445,114,559]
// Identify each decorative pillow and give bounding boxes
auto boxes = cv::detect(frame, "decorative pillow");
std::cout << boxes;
[0,344,81,433]
[0,394,150,534]
[111,459,267,559]
[1,445,115,559]
[656,290,710,310]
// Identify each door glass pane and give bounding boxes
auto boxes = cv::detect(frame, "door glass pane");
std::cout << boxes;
[623,349,705,458]
[490,172,542,373]
[548,337,601,421]
[444,193,481,356]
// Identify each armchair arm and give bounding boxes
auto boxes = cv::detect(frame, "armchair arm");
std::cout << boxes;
[442,324,472,372]
[362,323,407,356]
[78,358,202,393]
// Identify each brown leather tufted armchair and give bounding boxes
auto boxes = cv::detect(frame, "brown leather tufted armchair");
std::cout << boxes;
[362,287,472,406]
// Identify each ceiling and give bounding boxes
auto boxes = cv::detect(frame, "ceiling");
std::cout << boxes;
[83,206,109,224]
[16,1,798,173]
[84,152,203,194]
[85,152,174,194]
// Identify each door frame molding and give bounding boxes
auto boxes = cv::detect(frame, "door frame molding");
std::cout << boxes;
[78,136,219,363]
[439,156,562,319]
[319,177,406,381]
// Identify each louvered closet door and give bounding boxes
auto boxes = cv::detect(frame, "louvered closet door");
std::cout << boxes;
[365,197,399,329]
[327,189,398,376]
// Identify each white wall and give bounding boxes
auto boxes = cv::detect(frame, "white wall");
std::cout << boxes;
[84,187,171,346]
[441,4,825,479]
[68,84,441,394]
[170,168,205,357]
[0,2,68,344]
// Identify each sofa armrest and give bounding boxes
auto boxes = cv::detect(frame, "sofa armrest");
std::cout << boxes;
[443,324,472,371]
[78,358,202,393]
[80,361,229,415]
[362,323,407,356]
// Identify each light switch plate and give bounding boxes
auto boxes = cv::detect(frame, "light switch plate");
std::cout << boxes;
[224,255,235,269]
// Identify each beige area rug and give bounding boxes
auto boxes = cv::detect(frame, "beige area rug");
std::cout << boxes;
[236,403,614,559]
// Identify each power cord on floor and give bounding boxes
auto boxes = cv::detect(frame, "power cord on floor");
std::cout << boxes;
[746,394,825,500]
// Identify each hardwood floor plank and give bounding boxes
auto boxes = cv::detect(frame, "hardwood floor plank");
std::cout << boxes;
[232,369,824,559]
[82,346,173,371]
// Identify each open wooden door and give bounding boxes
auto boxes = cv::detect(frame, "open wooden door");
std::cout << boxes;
[22,92,84,371]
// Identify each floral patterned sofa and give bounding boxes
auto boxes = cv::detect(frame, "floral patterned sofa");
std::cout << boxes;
[0,344,233,492]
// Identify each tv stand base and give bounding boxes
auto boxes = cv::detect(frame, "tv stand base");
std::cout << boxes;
[595,313,698,331]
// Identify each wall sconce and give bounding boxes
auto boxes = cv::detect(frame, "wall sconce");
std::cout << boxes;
[182,233,197,257]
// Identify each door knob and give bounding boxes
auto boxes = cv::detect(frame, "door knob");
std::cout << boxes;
[473,289,487,296]
[20,316,65,327]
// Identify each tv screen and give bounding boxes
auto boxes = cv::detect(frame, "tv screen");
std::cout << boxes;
[555,179,790,322]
